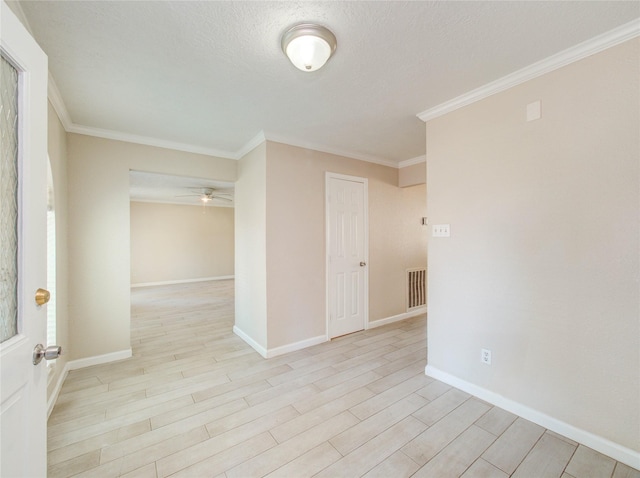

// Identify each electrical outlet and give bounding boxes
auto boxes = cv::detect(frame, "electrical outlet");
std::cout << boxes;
[481,348,492,365]
[432,224,450,237]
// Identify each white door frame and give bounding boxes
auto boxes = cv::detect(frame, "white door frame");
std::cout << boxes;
[325,172,369,339]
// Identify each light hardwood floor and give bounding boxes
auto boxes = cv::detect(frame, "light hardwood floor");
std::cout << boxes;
[48,280,638,478]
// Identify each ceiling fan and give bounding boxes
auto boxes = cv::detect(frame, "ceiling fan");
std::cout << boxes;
[176,187,233,204]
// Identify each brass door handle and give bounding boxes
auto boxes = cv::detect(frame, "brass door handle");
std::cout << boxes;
[35,288,50,306]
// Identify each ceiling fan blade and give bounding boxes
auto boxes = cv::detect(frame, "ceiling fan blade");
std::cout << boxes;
[186,187,233,194]
[211,195,233,202]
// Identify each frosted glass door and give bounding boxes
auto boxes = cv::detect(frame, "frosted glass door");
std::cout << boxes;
[1,3,50,475]
[0,55,19,343]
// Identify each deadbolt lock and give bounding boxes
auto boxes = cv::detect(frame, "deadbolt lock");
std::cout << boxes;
[35,288,50,306]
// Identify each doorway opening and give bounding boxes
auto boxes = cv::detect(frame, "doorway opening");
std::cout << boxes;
[46,159,57,360]
[128,171,235,288]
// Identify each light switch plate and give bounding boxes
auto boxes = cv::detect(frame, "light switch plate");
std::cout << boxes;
[527,100,541,121]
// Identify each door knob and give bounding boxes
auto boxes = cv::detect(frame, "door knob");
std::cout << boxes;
[33,344,62,365]
[360,262,367,267]
[35,288,50,306]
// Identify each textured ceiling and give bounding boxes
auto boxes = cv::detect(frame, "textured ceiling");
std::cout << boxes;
[17,1,640,165]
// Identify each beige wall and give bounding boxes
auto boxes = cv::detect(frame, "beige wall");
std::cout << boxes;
[234,143,268,349]
[130,202,234,285]
[46,101,70,399]
[67,134,236,360]
[426,39,639,452]
[399,161,426,188]
[265,141,427,349]
[63,132,427,360]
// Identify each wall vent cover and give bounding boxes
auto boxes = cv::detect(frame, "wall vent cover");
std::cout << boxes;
[407,268,426,310]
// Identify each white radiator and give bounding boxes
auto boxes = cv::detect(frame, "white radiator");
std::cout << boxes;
[407,268,426,310]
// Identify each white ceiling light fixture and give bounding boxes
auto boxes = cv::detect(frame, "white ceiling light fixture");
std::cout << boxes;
[281,23,337,72]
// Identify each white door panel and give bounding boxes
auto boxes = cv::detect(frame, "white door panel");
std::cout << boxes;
[1,2,49,476]
[327,174,368,338]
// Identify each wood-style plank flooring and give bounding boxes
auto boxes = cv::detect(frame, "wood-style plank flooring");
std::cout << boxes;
[48,280,639,478]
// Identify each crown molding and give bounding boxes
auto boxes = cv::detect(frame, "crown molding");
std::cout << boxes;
[47,73,73,130]
[47,73,238,159]
[46,92,401,166]
[235,131,267,159]
[418,18,640,123]
[41,17,639,168]
[398,155,426,168]
[46,74,401,167]
[5,0,33,35]
[263,131,398,168]
[67,123,238,159]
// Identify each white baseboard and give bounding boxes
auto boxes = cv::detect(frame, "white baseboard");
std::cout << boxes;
[425,365,640,470]
[233,326,267,358]
[233,325,327,359]
[262,308,425,357]
[131,276,234,288]
[47,362,70,418]
[369,306,427,329]
[66,349,133,370]
[265,335,327,358]
[47,348,132,418]
[234,308,426,360]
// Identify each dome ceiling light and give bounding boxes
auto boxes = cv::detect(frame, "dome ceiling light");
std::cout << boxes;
[281,23,337,72]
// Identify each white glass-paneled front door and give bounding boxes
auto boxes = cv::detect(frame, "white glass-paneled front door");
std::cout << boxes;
[0,3,49,475]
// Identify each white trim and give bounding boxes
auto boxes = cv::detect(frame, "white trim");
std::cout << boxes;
[265,132,397,168]
[236,131,266,159]
[398,155,426,169]
[43,20,640,170]
[43,89,404,167]
[44,75,402,168]
[233,325,267,358]
[131,276,234,288]
[47,349,132,416]
[417,19,640,123]
[67,123,237,159]
[5,0,34,35]
[66,349,132,371]
[47,361,70,418]
[233,326,327,359]
[425,365,640,470]
[47,74,73,131]
[368,306,427,329]
[265,335,328,359]
[325,173,370,339]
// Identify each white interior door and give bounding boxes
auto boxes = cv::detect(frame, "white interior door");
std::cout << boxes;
[1,3,50,476]
[326,173,368,338]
